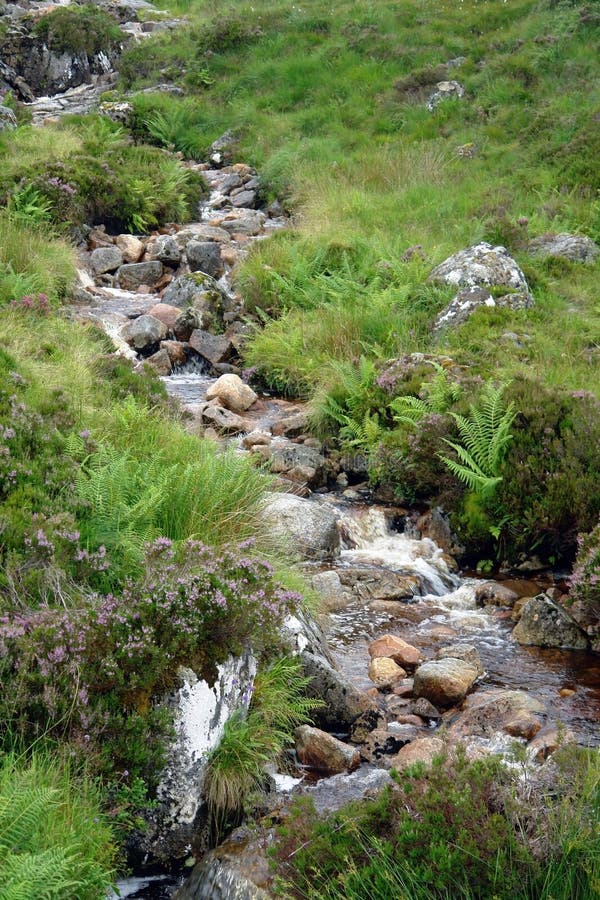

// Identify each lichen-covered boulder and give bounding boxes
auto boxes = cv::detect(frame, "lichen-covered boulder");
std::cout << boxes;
[512,595,589,650]
[528,233,599,264]
[429,242,533,330]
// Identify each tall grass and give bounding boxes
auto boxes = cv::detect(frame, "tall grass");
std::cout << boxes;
[0,213,75,306]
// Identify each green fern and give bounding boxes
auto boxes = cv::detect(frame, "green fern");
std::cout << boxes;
[440,382,516,498]
[390,362,462,426]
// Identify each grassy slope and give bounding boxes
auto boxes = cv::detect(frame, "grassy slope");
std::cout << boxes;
[121,0,599,397]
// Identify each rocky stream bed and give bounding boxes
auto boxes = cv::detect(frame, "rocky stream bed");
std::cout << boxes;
[2,9,599,893]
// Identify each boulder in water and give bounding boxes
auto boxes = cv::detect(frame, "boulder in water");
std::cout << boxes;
[434,643,484,678]
[368,635,421,669]
[205,373,257,413]
[389,736,445,771]
[262,493,340,560]
[300,650,377,731]
[413,658,479,707]
[122,314,167,350]
[368,656,407,690]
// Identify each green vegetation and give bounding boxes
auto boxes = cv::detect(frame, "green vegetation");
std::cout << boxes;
[33,4,124,56]
[116,0,600,566]
[204,656,322,837]
[273,746,600,899]
[0,751,117,899]
[0,118,206,232]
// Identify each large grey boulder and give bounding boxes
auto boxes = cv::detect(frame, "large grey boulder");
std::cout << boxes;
[186,240,224,278]
[118,261,163,290]
[189,330,234,366]
[512,595,589,650]
[122,314,167,350]
[90,246,123,275]
[527,233,600,264]
[300,650,377,731]
[262,493,340,560]
[430,242,533,330]
[150,234,181,267]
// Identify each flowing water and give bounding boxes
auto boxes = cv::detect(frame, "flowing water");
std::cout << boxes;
[325,505,600,746]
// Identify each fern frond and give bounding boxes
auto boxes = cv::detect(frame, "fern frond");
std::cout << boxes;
[390,395,431,426]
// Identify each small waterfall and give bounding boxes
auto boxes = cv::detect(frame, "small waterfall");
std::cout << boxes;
[338,507,459,597]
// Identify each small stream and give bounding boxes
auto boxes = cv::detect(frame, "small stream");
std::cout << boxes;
[326,505,600,747]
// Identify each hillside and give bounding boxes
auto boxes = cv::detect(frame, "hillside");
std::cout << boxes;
[0,0,599,897]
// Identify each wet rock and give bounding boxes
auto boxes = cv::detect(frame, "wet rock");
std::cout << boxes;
[175,223,231,246]
[528,724,575,761]
[528,233,599,264]
[206,374,257,413]
[161,340,187,367]
[475,581,519,608]
[118,261,163,290]
[122,314,167,350]
[0,105,17,130]
[242,430,271,449]
[368,657,407,690]
[338,568,421,602]
[368,635,421,670]
[434,644,484,678]
[445,689,545,743]
[512,595,589,650]
[426,80,465,110]
[150,234,181,267]
[272,411,310,438]
[186,240,224,279]
[413,658,479,708]
[411,697,441,720]
[360,728,414,764]
[262,493,340,560]
[268,443,326,487]
[90,246,123,275]
[175,852,269,900]
[218,209,266,236]
[116,233,145,263]
[295,725,360,774]
[310,570,352,611]
[201,405,248,434]
[300,767,394,816]
[300,651,377,730]
[173,307,203,341]
[389,736,445,771]
[231,189,257,209]
[147,302,181,331]
[349,708,387,743]
[415,507,455,556]
[145,347,172,375]
[189,330,234,366]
